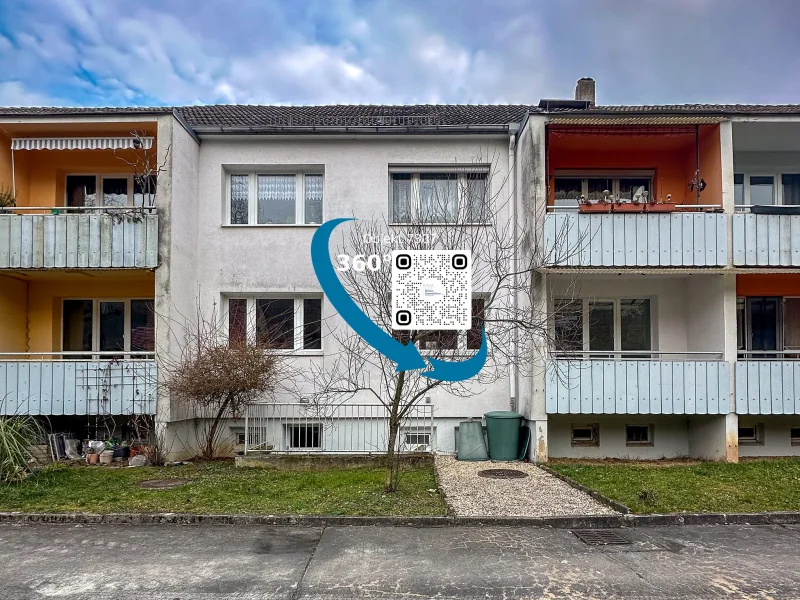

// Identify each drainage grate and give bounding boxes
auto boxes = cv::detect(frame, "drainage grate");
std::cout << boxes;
[477,469,528,479]
[139,478,189,489]
[572,529,631,546]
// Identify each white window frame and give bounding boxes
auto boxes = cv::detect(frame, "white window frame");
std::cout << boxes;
[553,171,655,205]
[61,298,154,356]
[738,423,764,445]
[734,171,800,208]
[224,170,324,226]
[224,295,324,355]
[65,173,136,207]
[552,297,655,357]
[388,167,490,225]
[402,427,434,451]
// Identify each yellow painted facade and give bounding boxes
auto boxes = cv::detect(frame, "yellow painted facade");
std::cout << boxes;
[0,273,154,353]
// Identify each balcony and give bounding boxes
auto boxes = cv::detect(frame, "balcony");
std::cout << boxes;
[732,212,800,267]
[0,353,156,416]
[544,211,727,268]
[0,207,158,269]
[545,352,730,415]
[735,353,800,415]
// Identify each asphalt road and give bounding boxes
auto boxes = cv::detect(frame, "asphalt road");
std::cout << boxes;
[2,523,800,599]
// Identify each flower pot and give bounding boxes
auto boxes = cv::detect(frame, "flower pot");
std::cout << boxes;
[578,202,612,213]
[613,203,645,213]
[86,453,99,465]
[645,202,677,213]
[99,450,114,465]
[113,447,130,459]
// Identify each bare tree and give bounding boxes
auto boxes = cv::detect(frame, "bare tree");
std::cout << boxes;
[114,129,170,211]
[302,151,578,492]
[160,300,296,459]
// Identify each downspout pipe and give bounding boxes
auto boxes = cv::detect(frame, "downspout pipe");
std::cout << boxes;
[508,123,519,412]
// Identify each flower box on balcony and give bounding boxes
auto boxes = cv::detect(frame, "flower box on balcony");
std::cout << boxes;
[645,202,677,213]
[578,202,612,213]
[612,202,645,213]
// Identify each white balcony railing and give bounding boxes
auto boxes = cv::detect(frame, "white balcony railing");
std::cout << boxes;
[0,207,158,269]
[0,353,157,416]
[544,212,727,267]
[244,403,435,454]
[732,213,800,266]
[735,353,800,415]
[545,352,730,415]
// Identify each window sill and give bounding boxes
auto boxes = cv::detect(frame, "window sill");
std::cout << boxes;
[275,349,324,357]
[222,224,322,228]
[625,442,653,447]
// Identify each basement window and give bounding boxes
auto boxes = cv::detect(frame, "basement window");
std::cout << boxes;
[404,430,432,450]
[571,424,599,447]
[625,424,653,446]
[791,427,800,446]
[287,424,321,450]
[738,424,764,445]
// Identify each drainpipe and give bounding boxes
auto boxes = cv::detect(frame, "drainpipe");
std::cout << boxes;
[695,125,701,205]
[508,125,518,412]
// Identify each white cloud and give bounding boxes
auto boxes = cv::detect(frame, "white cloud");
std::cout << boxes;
[0,81,69,107]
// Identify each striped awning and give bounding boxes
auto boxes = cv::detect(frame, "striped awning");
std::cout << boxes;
[547,115,725,126]
[11,136,154,151]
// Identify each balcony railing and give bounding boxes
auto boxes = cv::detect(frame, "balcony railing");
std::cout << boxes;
[0,207,158,269]
[244,403,435,454]
[544,212,727,267]
[735,352,800,415]
[0,352,157,416]
[732,212,800,266]
[545,352,729,415]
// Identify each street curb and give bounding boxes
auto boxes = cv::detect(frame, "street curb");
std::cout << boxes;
[538,465,632,515]
[2,511,800,528]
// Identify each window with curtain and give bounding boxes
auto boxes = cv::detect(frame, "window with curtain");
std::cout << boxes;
[228,171,324,225]
[390,170,489,224]
[228,297,323,351]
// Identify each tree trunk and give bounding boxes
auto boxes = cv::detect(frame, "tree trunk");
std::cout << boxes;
[204,396,231,459]
[384,372,405,492]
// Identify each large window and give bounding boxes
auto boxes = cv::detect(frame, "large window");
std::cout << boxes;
[737,296,800,358]
[66,174,154,208]
[553,173,652,207]
[226,296,323,351]
[226,171,323,225]
[553,298,652,356]
[62,299,154,355]
[390,170,488,224]
[734,172,800,207]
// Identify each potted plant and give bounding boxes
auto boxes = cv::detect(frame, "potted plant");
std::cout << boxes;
[646,192,677,213]
[613,192,645,213]
[578,193,611,213]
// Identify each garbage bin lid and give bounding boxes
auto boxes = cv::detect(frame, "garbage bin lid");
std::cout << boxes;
[484,410,523,419]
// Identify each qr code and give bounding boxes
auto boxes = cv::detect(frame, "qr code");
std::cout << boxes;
[391,250,472,330]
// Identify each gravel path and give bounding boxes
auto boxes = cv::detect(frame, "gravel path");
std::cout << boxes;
[435,454,618,517]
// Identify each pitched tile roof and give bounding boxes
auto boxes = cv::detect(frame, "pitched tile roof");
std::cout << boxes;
[176,104,538,130]
[0,106,173,116]
[559,104,800,115]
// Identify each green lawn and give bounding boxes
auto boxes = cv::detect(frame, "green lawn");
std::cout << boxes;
[549,459,800,514]
[0,459,447,516]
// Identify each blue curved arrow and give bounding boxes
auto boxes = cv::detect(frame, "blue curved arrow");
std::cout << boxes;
[421,328,488,382]
[311,218,427,372]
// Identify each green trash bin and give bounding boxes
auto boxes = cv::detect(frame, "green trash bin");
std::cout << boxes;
[484,410,522,461]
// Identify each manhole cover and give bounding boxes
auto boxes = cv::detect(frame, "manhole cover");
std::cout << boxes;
[572,529,631,546]
[139,478,189,489]
[477,469,528,479]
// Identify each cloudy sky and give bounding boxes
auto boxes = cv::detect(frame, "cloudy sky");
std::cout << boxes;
[0,0,798,108]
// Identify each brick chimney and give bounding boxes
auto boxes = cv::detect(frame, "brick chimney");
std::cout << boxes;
[575,77,596,106]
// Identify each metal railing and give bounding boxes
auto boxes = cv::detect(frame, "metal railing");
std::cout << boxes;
[738,350,800,360]
[0,206,156,213]
[0,352,157,416]
[244,403,435,455]
[550,350,724,361]
[548,204,723,212]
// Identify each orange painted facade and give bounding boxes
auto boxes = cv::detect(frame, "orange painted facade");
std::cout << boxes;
[737,274,800,297]
[547,124,722,207]
[0,123,157,208]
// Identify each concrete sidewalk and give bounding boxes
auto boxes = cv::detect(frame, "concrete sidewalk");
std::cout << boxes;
[2,522,800,599]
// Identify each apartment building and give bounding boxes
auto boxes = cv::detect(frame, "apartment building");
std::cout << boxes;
[2,80,800,461]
